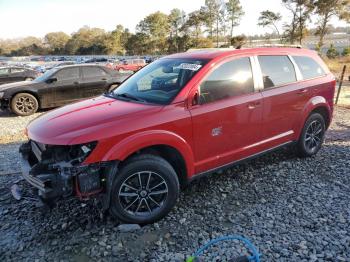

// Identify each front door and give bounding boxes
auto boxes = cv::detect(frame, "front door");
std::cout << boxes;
[189,57,263,174]
[50,67,80,106]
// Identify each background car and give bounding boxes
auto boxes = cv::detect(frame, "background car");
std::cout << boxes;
[0,67,39,84]
[43,61,76,72]
[0,64,131,116]
[115,59,146,72]
[84,57,109,64]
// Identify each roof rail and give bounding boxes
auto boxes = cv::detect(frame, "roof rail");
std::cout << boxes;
[186,47,235,52]
[246,44,302,49]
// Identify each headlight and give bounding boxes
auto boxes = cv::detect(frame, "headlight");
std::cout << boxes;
[40,141,97,165]
[0,92,4,99]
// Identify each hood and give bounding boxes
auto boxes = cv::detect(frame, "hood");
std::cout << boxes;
[27,95,162,145]
[0,81,33,92]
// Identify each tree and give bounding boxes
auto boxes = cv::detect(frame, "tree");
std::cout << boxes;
[326,43,339,58]
[137,11,170,54]
[201,0,225,47]
[342,46,350,56]
[230,35,247,48]
[202,0,222,39]
[44,32,70,54]
[125,33,152,55]
[314,0,349,48]
[184,10,204,43]
[65,26,107,55]
[339,3,350,22]
[226,0,244,39]
[282,0,314,44]
[258,10,282,38]
[104,25,130,55]
[168,9,186,52]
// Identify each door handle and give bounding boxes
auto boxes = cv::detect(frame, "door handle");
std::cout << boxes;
[101,78,107,81]
[247,101,261,110]
[297,88,308,95]
[74,81,79,85]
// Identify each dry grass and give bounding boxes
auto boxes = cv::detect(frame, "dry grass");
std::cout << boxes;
[323,56,350,77]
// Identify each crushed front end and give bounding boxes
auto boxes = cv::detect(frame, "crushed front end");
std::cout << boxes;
[18,140,113,206]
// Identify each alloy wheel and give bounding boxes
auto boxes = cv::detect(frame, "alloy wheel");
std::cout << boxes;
[304,120,323,153]
[118,171,168,216]
[15,95,36,114]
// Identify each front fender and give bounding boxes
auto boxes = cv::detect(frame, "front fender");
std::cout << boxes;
[99,130,195,177]
[295,96,332,138]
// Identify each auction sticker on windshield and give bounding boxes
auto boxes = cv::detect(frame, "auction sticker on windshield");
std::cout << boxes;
[176,63,202,71]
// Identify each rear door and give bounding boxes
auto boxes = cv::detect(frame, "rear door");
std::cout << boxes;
[189,56,263,173]
[80,66,109,99]
[0,68,10,84]
[257,55,311,147]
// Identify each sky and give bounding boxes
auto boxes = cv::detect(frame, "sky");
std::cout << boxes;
[0,0,347,39]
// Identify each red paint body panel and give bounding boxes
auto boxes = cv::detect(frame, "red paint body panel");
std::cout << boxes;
[26,48,335,180]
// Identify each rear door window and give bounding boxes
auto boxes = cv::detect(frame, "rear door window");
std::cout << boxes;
[258,56,296,88]
[82,67,107,78]
[292,56,325,80]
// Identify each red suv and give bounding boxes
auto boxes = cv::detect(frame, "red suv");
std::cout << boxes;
[18,47,335,224]
[115,59,146,72]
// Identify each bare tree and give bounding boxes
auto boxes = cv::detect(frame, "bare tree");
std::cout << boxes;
[282,0,314,44]
[226,0,245,39]
[314,0,349,48]
[258,10,282,39]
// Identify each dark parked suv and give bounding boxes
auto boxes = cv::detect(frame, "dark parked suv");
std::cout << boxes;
[0,66,39,84]
[0,64,130,116]
[17,47,335,224]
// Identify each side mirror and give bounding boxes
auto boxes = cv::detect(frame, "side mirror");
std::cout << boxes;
[192,91,199,106]
[46,78,57,84]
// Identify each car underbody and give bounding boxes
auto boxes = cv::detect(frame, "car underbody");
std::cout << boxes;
[18,140,117,209]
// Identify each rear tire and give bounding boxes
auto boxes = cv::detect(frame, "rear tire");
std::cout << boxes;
[297,113,326,157]
[109,154,180,224]
[11,93,39,116]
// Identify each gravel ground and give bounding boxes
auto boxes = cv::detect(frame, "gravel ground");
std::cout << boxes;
[0,107,349,261]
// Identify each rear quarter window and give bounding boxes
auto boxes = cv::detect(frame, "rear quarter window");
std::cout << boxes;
[292,56,325,80]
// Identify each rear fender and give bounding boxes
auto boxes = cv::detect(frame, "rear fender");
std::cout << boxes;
[295,96,331,138]
[101,130,195,178]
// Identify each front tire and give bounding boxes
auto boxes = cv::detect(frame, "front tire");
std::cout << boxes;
[109,154,180,224]
[11,93,39,116]
[297,113,326,157]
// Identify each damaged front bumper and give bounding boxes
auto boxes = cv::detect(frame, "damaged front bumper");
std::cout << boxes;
[18,140,115,206]
[0,98,9,110]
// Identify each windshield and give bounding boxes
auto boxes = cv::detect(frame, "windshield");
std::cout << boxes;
[111,58,208,105]
[33,68,58,82]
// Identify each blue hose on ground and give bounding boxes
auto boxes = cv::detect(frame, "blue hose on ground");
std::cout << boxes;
[186,235,261,262]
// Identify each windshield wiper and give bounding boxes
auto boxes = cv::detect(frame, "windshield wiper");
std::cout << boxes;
[114,93,146,103]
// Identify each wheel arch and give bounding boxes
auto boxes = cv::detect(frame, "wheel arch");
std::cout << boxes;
[297,96,332,138]
[10,90,41,109]
[97,130,195,184]
[120,144,188,186]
